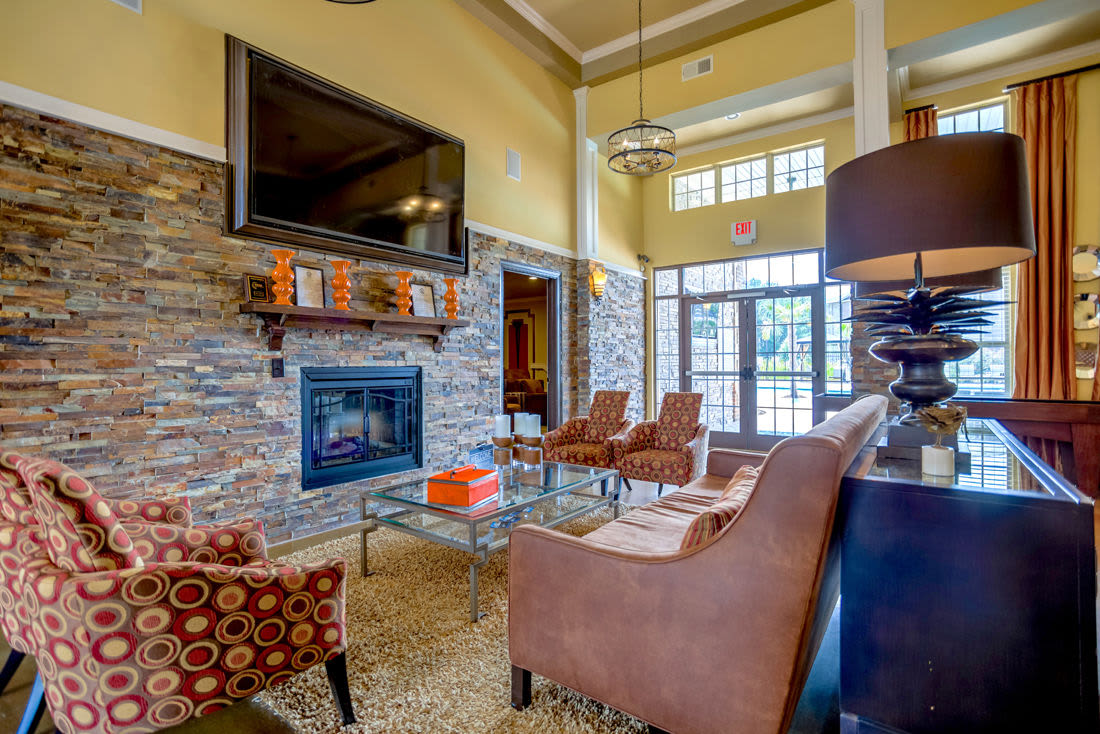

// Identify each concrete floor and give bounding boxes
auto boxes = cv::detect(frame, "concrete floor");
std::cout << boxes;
[0,478,839,734]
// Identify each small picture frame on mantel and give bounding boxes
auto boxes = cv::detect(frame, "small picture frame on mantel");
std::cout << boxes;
[294,266,326,308]
[245,274,272,303]
[411,284,436,317]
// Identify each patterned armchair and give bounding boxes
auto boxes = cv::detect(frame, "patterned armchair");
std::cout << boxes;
[611,392,709,496]
[0,451,355,733]
[543,390,633,471]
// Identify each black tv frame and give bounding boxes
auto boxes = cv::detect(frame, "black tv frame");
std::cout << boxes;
[225,36,468,274]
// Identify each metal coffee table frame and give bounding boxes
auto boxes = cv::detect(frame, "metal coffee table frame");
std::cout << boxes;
[360,463,619,622]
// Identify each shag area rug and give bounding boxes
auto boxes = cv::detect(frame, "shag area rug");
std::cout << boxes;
[258,509,648,733]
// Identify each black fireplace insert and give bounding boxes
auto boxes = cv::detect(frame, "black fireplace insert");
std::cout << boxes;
[300,367,422,490]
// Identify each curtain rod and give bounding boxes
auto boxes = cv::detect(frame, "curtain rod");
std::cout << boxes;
[903,103,936,115]
[1003,62,1100,92]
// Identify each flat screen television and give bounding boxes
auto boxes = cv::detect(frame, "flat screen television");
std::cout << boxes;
[226,37,467,273]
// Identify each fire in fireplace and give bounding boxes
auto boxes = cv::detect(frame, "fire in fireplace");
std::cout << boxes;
[300,367,422,490]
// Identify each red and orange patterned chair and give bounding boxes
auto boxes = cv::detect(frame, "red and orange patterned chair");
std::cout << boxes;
[0,451,355,733]
[543,391,633,473]
[611,392,708,497]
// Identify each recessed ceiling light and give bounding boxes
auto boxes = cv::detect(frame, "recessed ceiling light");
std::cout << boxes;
[725,112,741,120]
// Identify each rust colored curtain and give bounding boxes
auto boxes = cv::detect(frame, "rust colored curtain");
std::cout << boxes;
[1012,76,1077,400]
[903,106,938,141]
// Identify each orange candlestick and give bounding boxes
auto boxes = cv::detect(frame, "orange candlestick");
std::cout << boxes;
[331,260,352,310]
[395,271,413,316]
[270,249,296,306]
[443,278,459,320]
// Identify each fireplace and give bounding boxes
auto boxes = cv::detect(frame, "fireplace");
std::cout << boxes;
[300,367,422,490]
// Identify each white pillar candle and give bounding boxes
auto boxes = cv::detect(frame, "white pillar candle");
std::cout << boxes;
[513,413,528,435]
[493,414,511,438]
[528,414,540,436]
[921,444,955,477]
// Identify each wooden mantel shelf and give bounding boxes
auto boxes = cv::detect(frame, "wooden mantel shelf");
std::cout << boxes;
[239,303,470,352]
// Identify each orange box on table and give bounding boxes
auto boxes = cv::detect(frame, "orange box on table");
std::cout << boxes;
[426,465,499,506]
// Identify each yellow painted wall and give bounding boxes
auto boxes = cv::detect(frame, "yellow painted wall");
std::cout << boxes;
[641,116,855,269]
[0,0,577,252]
[597,161,644,269]
[586,0,854,137]
[885,0,1046,49]
[503,296,549,371]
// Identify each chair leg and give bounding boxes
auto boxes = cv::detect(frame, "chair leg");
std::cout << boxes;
[16,673,47,734]
[622,478,634,492]
[324,652,356,726]
[511,665,532,710]
[0,649,26,695]
[657,483,663,497]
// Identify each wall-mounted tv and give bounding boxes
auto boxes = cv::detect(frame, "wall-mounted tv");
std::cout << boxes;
[226,37,467,274]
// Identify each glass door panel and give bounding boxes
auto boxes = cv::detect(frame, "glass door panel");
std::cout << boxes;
[686,300,749,447]
[753,295,817,446]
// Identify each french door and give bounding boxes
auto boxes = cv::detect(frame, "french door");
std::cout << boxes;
[681,288,823,451]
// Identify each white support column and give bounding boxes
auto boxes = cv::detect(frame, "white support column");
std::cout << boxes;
[851,0,890,155]
[575,86,598,260]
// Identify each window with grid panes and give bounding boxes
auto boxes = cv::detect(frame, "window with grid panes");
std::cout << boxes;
[653,269,681,406]
[672,168,716,211]
[936,101,1012,395]
[773,143,824,194]
[943,268,1012,396]
[720,155,767,202]
[824,283,852,395]
[938,101,1005,135]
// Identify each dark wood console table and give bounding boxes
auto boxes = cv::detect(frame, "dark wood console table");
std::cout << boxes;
[839,419,1098,734]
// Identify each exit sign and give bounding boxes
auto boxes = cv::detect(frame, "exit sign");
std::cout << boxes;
[731,219,757,246]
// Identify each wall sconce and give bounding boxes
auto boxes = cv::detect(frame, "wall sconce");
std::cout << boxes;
[589,263,607,302]
[637,253,650,272]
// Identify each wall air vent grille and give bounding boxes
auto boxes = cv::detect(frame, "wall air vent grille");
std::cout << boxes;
[506,148,521,182]
[108,0,142,13]
[682,55,713,81]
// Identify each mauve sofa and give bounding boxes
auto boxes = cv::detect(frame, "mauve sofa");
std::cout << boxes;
[508,395,888,734]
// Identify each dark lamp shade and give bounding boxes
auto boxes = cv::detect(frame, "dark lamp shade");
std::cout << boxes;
[825,133,1036,282]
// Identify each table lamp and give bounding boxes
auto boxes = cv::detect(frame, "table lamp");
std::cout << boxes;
[825,133,1035,425]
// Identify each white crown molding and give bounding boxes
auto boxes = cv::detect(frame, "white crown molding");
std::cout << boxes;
[0,80,226,162]
[677,106,854,158]
[465,219,645,278]
[500,0,583,62]
[903,39,1100,102]
[580,0,750,64]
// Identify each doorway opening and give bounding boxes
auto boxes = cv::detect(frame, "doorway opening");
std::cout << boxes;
[501,264,560,432]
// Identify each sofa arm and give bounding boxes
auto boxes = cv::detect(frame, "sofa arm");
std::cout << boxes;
[105,496,192,527]
[123,518,268,565]
[706,448,767,477]
[610,421,657,465]
[544,417,588,452]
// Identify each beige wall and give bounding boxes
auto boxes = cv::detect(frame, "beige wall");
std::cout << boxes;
[597,161,645,270]
[0,0,577,252]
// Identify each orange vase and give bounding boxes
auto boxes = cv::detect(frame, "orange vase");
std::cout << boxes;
[331,260,352,311]
[443,278,459,320]
[395,271,413,316]
[270,249,296,306]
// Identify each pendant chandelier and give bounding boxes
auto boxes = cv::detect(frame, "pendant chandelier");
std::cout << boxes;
[607,0,676,175]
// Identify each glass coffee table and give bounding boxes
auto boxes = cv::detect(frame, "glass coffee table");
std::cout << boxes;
[360,462,618,621]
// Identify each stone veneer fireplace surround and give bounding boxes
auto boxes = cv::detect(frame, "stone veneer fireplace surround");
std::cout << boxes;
[0,103,647,543]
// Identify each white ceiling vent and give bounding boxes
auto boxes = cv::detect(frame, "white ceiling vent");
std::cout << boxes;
[108,0,142,13]
[682,55,713,82]
[506,148,521,182]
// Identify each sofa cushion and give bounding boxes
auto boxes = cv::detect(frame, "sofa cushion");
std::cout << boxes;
[17,458,143,572]
[655,392,702,451]
[584,390,630,443]
[680,469,758,549]
[584,479,726,553]
[721,465,758,499]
